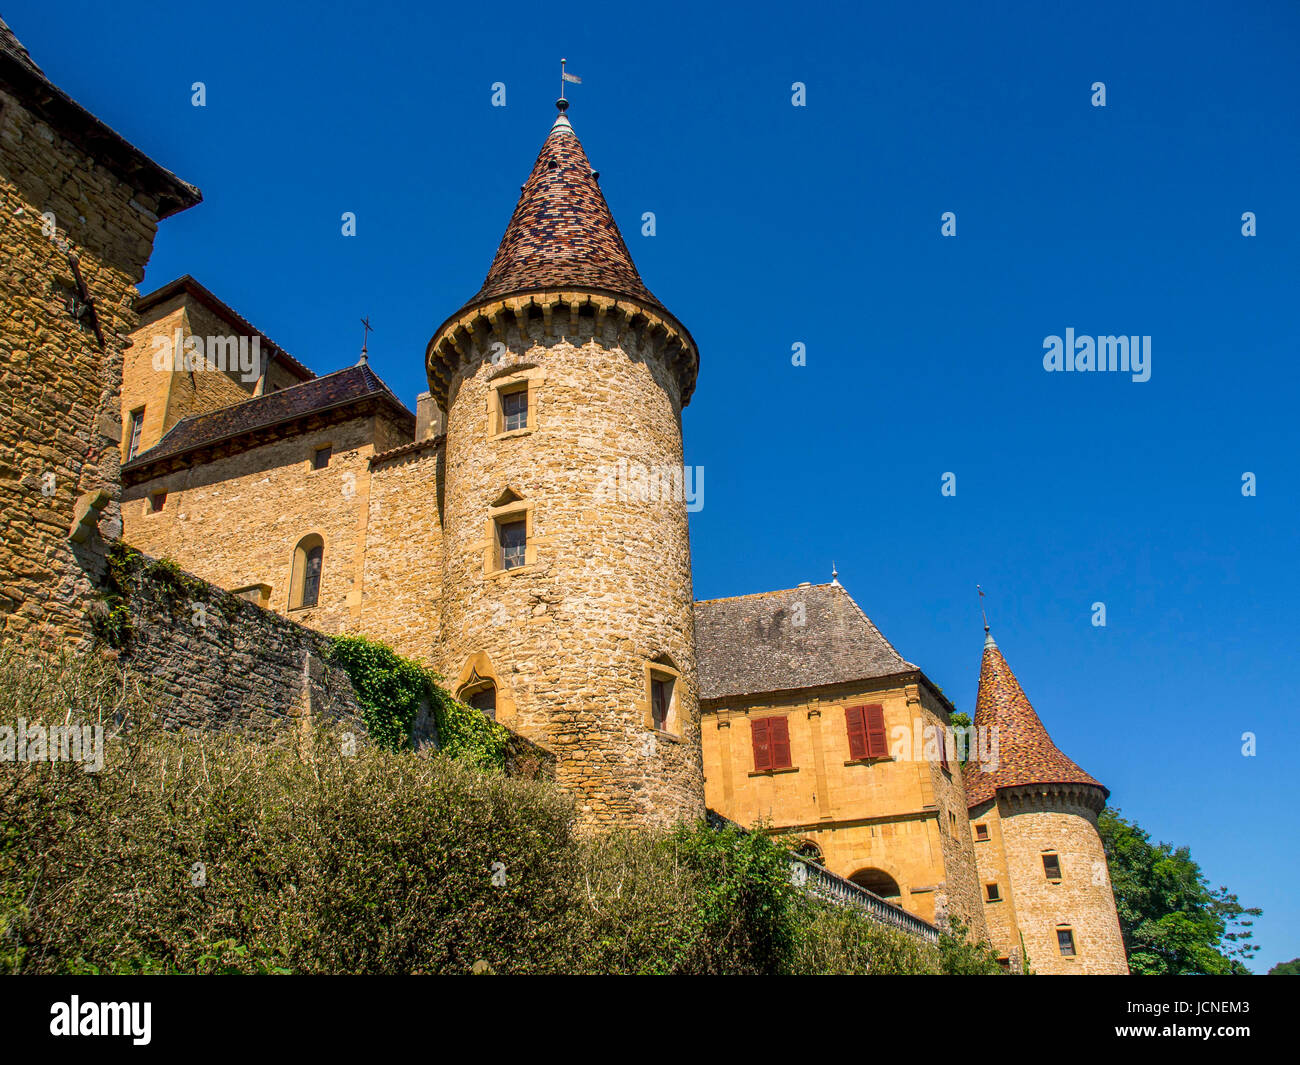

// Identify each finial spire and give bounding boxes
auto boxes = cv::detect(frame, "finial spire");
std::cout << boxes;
[358,315,373,365]
[831,561,840,586]
[978,584,996,646]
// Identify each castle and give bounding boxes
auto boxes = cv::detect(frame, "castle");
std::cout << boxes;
[0,17,1127,973]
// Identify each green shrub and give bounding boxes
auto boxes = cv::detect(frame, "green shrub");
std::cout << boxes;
[0,645,997,975]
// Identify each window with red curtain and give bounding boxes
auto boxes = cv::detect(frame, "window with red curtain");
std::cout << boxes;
[752,716,792,771]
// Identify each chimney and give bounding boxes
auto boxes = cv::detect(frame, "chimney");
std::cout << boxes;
[415,391,446,440]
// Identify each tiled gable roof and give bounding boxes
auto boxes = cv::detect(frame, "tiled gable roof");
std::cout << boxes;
[963,634,1105,806]
[694,584,917,701]
[461,111,664,314]
[122,363,412,472]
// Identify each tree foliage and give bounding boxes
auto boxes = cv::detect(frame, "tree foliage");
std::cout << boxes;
[1099,807,1260,974]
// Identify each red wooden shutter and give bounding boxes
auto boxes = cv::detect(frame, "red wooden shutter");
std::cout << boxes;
[769,716,792,769]
[865,705,888,758]
[751,718,771,771]
[845,706,868,760]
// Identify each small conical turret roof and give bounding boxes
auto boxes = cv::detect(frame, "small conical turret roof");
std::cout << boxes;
[964,632,1106,807]
[463,106,663,313]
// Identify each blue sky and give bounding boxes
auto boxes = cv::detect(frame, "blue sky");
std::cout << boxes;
[9,0,1297,970]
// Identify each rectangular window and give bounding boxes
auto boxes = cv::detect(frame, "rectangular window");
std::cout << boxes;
[148,491,166,513]
[313,445,332,470]
[651,675,673,731]
[1042,853,1062,880]
[499,519,526,570]
[751,716,792,772]
[938,727,950,772]
[986,883,1001,902]
[1057,927,1076,956]
[975,823,990,841]
[501,386,528,431]
[127,408,145,460]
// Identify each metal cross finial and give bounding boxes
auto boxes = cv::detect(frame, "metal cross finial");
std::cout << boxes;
[359,316,374,364]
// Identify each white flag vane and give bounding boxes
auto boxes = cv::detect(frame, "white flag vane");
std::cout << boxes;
[560,57,581,101]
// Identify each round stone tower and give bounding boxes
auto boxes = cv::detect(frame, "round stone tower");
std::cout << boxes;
[425,102,704,827]
[964,631,1129,974]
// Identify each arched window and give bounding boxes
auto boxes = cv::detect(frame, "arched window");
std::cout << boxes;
[849,868,901,900]
[459,672,498,720]
[290,534,324,609]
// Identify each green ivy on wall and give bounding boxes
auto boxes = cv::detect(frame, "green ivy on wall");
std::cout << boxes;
[327,634,509,767]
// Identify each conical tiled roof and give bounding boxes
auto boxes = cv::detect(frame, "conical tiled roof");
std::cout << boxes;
[964,633,1106,806]
[463,110,663,313]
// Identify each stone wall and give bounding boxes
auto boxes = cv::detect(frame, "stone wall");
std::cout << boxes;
[115,550,367,736]
[996,787,1129,974]
[358,440,444,663]
[121,410,408,634]
[0,82,177,648]
[968,798,1023,965]
[435,307,704,828]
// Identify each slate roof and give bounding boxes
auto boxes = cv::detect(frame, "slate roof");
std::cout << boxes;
[122,363,412,472]
[963,634,1106,807]
[694,584,918,702]
[0,17,200,219]
[459,111,665,314]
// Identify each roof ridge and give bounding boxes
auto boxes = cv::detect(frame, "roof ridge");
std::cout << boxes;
[695,583,836,605]
[832,583,916,669]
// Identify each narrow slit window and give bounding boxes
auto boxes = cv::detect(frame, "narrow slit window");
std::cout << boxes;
[1042,853,1062,880]
[651,675,673,731]
[127,407,145,460]
[301,544,323,607]
[986,883,1001,902]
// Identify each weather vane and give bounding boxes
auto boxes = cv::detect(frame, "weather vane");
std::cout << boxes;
[559,58,581,106]
[977,584,990,634]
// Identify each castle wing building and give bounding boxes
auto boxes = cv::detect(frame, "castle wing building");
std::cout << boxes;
[696,582,988,935]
